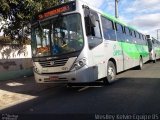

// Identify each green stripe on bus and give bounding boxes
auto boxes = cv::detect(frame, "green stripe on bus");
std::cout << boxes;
[118,42,149,59]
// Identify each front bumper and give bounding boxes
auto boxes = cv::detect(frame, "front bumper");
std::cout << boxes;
[34,66,95,83]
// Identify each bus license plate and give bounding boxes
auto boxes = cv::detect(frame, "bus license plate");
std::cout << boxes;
[49,76,59,81]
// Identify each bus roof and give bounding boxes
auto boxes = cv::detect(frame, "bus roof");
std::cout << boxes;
[79,0,140,33]
[101,12,138,31]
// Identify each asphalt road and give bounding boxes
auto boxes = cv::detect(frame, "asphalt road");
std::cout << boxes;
[1,60,160,120]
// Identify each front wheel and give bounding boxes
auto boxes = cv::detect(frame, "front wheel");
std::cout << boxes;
[103,61,116,85]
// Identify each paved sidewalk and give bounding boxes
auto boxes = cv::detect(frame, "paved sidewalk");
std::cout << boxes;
[0,76,55,110]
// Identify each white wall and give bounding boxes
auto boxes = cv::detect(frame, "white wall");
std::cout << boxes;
[0,45,33,73]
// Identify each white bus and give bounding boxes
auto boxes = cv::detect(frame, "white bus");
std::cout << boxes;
[31,0,149,84]
[146,35,160,63]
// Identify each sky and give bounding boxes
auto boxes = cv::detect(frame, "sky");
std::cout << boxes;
[80,0,160,39]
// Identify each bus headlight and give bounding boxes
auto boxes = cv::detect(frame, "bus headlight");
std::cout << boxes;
[72,58,86,70]
[34,67,39,73]
[33,63,41,74]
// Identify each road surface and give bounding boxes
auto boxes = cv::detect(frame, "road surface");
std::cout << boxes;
[1,61,160,120]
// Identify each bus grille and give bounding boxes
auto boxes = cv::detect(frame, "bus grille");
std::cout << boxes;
[39,59,68,67]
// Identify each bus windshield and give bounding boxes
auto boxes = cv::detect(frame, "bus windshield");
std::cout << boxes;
[31,14,84,57]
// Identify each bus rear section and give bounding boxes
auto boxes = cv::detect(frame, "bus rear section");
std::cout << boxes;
[146,35,160,63]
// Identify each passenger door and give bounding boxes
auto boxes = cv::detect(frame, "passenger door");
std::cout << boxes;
[84,7,105,80]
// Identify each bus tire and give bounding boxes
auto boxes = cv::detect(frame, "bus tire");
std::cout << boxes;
[103,61,116,85]
[138,57,143,70]
[153,55,156,63]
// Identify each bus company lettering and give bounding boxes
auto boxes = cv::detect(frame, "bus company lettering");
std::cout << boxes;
[113,50,122,56]
[38,5,70,20]
[113,44,122,56]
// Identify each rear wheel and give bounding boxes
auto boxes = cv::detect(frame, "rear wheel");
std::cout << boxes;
[153,55,156,63]
[138,57,143,70]
[103,61,116,85]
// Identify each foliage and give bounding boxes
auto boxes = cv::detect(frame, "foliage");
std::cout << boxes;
[0,0,69,44]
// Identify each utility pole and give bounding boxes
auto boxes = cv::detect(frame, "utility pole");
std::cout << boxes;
[115,0,120,18]
[157,29,160,40]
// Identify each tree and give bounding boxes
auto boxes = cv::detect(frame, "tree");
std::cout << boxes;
[0,0,69,44]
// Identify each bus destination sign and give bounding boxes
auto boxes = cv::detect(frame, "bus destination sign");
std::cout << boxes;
[37,2,76,20]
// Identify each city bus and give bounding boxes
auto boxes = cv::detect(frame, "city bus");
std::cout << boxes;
[31,0,149,85]
[146,35,160,63]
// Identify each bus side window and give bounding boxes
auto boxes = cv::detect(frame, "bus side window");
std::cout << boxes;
[144,35,147,45]
[93,20,102,38]
[135,31,140,44]
[115,23,125,42]
[116,23,123,33]
[139,33,144,45]
[101,16,116,41]
[128,29,133,43]
[141,34,146,45]
[125,27,131,43]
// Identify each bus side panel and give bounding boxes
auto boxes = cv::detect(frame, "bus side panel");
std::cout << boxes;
[143,45,149,63]
[121,42,136,70]
[89,40,124,80]
[89,43,106,79]
[104,40,124,73]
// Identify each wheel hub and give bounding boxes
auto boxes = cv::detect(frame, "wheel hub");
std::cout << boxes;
[108,67,115,80]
